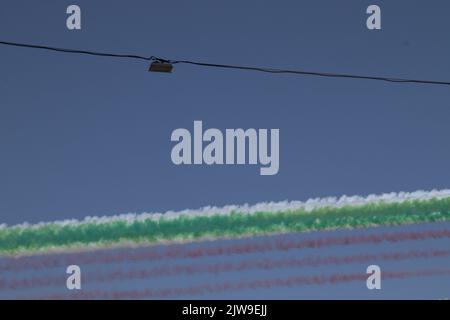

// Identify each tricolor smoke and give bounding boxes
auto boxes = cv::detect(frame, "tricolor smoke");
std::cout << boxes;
[1,228,449,273]
[1,189,450,254]
[34,269,450,300]
[1,249,449,290]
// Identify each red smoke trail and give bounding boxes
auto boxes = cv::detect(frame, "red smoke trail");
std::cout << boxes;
[1,229,449,274]
[2,249,449,291]
[36,268,450,300]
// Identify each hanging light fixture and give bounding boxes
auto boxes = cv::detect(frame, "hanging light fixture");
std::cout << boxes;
[149,60,173,73]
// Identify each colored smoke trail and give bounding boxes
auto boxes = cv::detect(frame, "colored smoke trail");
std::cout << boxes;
[1,249,449,290]
[1,189,449,254]
[34,269,450,299]
[1,228,449,274]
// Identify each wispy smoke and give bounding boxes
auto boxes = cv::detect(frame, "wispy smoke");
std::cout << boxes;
[1,189,449,255]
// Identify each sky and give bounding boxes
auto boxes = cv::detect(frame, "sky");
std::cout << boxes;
[1,0,450,225]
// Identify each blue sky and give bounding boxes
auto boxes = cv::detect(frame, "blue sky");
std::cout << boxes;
[1,0,450,225]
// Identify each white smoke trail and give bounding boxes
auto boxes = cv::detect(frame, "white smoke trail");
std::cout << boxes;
[3,189,450,230]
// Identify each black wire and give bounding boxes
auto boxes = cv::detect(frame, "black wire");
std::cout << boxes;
[0,41,156,62]
[174,60,450,86]
[1,40,450,86]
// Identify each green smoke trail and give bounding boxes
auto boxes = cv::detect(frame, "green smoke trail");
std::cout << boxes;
[1,195,450,255]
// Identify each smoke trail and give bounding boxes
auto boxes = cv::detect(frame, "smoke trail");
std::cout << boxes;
[2,249,449,290]
[1,189,449,254]
[1,229,449,274]
[33,268,450,299]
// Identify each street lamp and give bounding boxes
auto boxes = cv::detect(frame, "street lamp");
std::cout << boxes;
[149,60,173,73]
